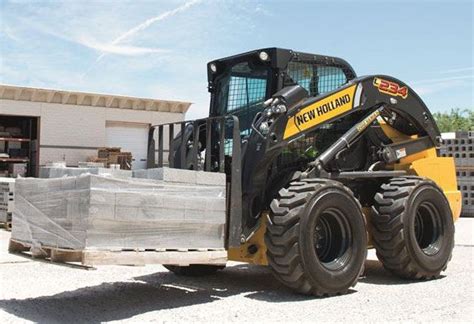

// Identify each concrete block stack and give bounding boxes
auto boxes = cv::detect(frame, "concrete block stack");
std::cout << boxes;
[11,168,226,251]
[440,131,474,217]
[39,166,132,179]
[133,168,226,186]
[77,162,105,168]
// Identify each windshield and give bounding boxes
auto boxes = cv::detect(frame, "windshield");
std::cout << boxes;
[286,62,348,96]
[214,61,271,135]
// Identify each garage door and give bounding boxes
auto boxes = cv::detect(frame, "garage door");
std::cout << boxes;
[106,121,149,170]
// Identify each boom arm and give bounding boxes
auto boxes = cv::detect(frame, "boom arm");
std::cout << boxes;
[240,75,441,234]
[277,75,440,145]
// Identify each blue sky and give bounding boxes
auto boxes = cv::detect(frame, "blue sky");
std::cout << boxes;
[1,0,472,119]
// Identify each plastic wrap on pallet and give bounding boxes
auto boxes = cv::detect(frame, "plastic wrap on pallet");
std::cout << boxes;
[11,172,226,251]
[133,168,227,186]
[39,167,133,179]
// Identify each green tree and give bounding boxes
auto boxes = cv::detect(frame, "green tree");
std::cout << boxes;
[432,108,473,132]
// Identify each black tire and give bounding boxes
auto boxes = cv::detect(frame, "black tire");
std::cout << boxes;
[266,179,367,296]
[164,264,225,276]
[170,137,203,171]
[169,125,205,171]
[372,176,455,279]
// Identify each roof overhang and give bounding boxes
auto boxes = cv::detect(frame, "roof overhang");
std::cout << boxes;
[0,84,192,113]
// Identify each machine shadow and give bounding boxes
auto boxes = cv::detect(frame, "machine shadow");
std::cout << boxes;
[0,260,444,322]
[360,259,446,285]
[0,264,324,323]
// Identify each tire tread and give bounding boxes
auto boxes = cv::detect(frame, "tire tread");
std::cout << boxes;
[266,179,365,296]
[371,176,453,279]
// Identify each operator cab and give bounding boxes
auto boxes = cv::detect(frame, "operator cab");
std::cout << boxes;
[207,48,357,135]
[207,48,363,178]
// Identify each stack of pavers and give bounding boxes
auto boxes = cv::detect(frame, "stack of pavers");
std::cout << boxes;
[0,177,15,230]
[440,131,474,217]
[11,168,226,252]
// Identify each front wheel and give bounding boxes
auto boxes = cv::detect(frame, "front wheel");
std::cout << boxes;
[265,179,367,296]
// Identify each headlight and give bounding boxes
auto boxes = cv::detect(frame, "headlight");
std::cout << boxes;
[259,51,270,62]
[259,121,270,135]
[272,104,287,114]
[210,63,217,73]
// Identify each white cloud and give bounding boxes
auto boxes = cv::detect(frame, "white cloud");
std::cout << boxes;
[411,67,474,97]
[1,25,21,42]
[413,80,466,95]
[11,15,169,57]
[412,75,473,84]
[254,3,273,16]
[440,67,474,74]
[1,0,275,109]
[94,0,202,63]
[78,37,168,56]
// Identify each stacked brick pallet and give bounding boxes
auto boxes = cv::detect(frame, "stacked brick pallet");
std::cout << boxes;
[10,168,227,267]
[439,131,474,217]
[0,177,15,230]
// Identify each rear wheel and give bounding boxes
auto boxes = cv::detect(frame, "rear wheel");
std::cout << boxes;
[266,179,367,296]
[371,176,455,279]
[164,264,225,276]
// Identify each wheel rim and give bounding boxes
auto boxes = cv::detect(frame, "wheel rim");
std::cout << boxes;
[414,202,443,256]
[313,208,351,271]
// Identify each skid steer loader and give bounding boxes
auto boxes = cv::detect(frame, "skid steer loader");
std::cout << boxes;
[147,48,461,296]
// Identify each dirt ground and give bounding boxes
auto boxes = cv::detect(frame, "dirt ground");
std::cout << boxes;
[0,218,473,323]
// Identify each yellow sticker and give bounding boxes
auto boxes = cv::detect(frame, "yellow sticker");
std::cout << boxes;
[284,84,357,139]
[356,109,380,132]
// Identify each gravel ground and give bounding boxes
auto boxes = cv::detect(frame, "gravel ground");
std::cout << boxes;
[0,218,473,323]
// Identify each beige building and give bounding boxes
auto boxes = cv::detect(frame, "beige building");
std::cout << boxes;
[0,84,191,176]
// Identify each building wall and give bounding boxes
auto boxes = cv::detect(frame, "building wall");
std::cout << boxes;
[0,99,185,166]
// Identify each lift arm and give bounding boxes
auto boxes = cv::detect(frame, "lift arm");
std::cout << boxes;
[276,75,440,146]
[240,75,441,234]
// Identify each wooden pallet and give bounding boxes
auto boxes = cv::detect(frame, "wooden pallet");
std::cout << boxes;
[8,239,227,267]
[1,221,11,231]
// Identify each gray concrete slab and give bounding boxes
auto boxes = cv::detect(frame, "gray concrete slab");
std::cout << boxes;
[0,218,473,323]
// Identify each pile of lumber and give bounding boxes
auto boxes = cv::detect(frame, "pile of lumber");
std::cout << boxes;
[89,147,132,170]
